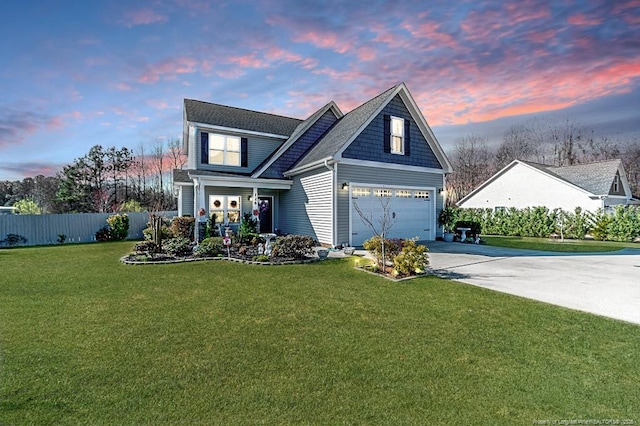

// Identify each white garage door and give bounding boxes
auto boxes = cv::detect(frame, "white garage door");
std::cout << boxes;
[350,186,433,246]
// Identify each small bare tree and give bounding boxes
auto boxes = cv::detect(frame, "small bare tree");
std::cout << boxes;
[353,195,396,270]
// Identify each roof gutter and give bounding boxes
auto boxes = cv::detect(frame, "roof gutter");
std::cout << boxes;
[284,157,333,177]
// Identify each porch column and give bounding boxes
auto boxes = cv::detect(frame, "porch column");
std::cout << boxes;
[194,179,206,243]
[252,186,259,225]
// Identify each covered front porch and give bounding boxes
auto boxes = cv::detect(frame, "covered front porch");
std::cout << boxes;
[174,170,292,237]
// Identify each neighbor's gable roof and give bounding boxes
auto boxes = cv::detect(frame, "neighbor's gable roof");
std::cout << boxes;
[457,159,627,206]
[286,83,454,175]
[184,99,303,137]
[546,159,624,195]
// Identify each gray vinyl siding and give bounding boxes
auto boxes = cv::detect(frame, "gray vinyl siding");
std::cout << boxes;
[181,186,195,216]
[279,169,333,245]
[336,164,445,245]
[197,128,284,173]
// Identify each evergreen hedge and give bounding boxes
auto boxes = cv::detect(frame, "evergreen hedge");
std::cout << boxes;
[453,206,640,242]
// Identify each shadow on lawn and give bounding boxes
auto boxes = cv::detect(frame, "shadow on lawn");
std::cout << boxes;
[424,241,640,258]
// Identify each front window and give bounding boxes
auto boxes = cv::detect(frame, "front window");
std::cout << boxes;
[390,117,404,154]
[209,133,241,166]
[209,195,241,224]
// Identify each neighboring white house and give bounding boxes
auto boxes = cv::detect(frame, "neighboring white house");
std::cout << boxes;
[457,159,634,212]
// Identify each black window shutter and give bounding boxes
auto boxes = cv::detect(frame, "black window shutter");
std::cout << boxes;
[200,132,209,164]
[383,115,391,153]
[404,119,411,156]
[241,138,248,167]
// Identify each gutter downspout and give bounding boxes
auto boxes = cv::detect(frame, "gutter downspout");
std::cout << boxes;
[324,159,337,248]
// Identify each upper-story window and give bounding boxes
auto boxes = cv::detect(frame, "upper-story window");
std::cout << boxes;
[613,175,620,192]
[209,133,241,166]
[201,131,247,167]
[390,117,404,154]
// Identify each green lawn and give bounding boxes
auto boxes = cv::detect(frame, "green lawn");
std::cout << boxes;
[484,235,640,252]
[1,243,639,424]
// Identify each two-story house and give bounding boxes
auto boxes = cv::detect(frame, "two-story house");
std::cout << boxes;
[173,83,453,247]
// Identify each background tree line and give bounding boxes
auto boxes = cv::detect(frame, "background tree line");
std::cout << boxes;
[0,138,185,213]
[446,116,640,206]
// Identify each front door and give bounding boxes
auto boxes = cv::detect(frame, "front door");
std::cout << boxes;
[258,196,273,233]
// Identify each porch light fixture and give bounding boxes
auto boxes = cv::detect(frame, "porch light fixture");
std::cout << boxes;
[341,182,349,190]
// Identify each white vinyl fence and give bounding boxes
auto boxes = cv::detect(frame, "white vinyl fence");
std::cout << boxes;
[0,211,177,247]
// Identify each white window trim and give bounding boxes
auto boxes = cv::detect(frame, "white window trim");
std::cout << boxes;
[209,195,242,224]
[390,116,404,155]
[208,133,241,166]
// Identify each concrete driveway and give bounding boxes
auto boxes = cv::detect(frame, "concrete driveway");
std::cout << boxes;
[426,241,640,325]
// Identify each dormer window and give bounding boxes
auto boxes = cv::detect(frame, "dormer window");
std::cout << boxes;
[390,116,404,154]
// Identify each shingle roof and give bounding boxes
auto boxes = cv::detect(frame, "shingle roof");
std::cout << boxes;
[521,159,622,195]
[173,169,191,183]
[254,102,341,178]
[184,99,303,136]
[291,84,399,169]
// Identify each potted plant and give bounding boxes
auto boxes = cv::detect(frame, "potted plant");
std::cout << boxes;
[438,207,457,242]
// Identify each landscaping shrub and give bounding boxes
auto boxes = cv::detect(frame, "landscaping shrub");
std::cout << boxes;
[238,213,259,244]
[106,213,130,241]
[163,237,193,256]
[205,213,219,238]
[437,207,458,232]
[393,239,429,276]
[363,236,403,266]
[272,235,316,259]
[143,218,172,241]
[605,205,640,242]
[194,237,224,257]
[95,226,113,242]
[590,213,612,241]
[1,233,28,247]
[558,207,594,239]
[134,240,160,254]
[252,255,270,262]
[170,217,195,240]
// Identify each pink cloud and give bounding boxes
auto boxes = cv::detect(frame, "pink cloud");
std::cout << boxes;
[227,53,268,69]
[138,56,198,84]
[401,19,459,51]
[527,29,558,44]
[294,30,350,54]
[114,82,133,91]
[410,55,640,126]
[567,13,602,26]
[120,8,168,28]
[147,99,170,110]
[357,46,376,61]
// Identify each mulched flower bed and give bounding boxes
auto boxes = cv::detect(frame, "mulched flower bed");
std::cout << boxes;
[121,245,321,266]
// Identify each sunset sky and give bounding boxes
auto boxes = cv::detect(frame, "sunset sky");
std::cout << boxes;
[1,0,639,181]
